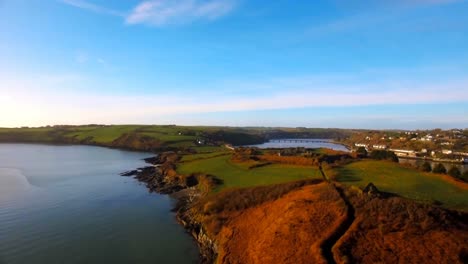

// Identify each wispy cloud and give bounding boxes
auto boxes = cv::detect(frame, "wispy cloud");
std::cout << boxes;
[72,50,113,69]
[60,0,236,26]
[125,0,236,26]
[60,0,124,17]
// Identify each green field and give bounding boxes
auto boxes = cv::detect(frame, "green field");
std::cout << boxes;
[65,125,143,143]
[0,125,207,148]
[336,160,468,210]
[180,151,230,162]
[64,125,204,146]
[177,154,322,191]
[0,125,271,149]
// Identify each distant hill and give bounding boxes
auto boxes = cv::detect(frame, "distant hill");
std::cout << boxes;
[0,125,353,151]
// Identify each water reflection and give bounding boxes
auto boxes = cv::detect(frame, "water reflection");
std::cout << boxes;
[246,139,349,152]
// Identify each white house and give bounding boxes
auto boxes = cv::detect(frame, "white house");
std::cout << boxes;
[373,144,387,150]
[389,149,416,157]
[355,143,368,148]
[442,149,453,155]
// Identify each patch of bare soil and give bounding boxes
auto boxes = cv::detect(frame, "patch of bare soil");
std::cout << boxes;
[215,182,347,264]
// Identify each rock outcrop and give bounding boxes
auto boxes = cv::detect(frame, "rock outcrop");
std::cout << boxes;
[124,152,219,263]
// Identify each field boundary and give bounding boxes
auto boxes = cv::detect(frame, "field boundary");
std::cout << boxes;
[319,165,356,264]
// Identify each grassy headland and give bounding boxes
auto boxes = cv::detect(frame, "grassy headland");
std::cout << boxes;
[335,160,468,210]
[2,125,467,263]
[177,154,322,191]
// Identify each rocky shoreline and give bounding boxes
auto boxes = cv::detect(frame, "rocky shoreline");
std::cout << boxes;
[120,151,468,264]
[121,152,218,264]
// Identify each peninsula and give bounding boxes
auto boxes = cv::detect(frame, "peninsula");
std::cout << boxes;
[1,125,467,263]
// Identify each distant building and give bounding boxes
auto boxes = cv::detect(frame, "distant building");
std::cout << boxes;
[442,149,453,155]
[389,149,416,157]
[420,134,433,142]
[373,144,387,150]
[355,143,368,148]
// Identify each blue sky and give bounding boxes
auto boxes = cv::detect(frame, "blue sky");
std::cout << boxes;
[0,0,467,129]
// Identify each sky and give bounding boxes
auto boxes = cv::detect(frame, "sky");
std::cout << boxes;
[0,0,467,129]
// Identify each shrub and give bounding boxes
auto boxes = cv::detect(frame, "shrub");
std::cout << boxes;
[369,150,399,162]
[432,163,447,174]
[462,171,468,182]
[447,167,461,178]
[356,147,367,157]
[420,162,432,172]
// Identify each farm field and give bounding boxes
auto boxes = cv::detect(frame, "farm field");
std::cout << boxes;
[0,125,270,149]
[177,154,323,191]
[65,125,143,143]
[336,160,468,210]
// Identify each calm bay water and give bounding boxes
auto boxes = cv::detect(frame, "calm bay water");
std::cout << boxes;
[247,139,349,152]
[0,144,198,264]
[248,140,467,173]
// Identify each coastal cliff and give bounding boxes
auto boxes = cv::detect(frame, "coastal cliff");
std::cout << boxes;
[123,152,468,264]
[122,152,220,263]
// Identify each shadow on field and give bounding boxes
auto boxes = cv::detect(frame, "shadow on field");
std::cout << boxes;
[336,168,362,182]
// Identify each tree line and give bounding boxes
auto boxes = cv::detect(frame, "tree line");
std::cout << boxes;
[419,162,467,182]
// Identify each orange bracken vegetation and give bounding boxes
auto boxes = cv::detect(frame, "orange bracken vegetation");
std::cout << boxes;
[213,182,347,264]
[333,187,468,264]
[193,179,324,236]
[185,160,468,264]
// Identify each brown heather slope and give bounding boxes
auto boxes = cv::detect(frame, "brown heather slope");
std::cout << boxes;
[333,187,468,264]
[214,182,347,264]
[188,180,467,264]
[141,153,468,263]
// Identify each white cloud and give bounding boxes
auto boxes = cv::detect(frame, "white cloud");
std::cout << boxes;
[125,0,236,26]
[60,0,236,26]
[60,0,124,16]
